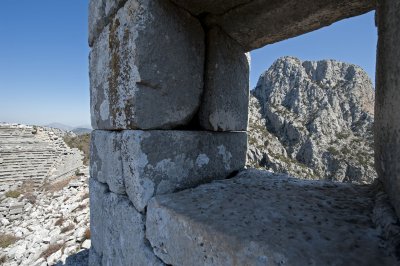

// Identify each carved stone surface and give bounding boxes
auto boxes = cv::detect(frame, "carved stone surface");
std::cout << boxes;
[88,0,127,46]
[147,169,397,265]
[121,130,247,212]
[375,0,400,218]
[198,27,249,131]
[89,178,163,266]
[215,0,375,50]
[90,0,204,130]
[90,130,124,194]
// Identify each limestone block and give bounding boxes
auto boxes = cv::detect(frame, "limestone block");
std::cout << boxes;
[146,169,396,265]
[88,0,127,46]
[90,130,125,194]
[203,0,375,51]
[122,130,247,212]
[169,0,249,16]
[90,130,124,194]
[89,178,162,266]
[198,27,249,131]
[90,0,204,130]
[375,0,400,218]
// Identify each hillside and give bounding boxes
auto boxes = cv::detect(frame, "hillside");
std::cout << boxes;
[247,57,376,184]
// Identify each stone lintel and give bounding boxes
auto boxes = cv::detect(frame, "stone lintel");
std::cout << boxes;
[205,0,375,51]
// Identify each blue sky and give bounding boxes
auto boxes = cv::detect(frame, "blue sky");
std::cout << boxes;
[0,1,376,127]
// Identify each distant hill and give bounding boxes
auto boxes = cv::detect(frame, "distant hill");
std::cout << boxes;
[72,128,92,135]
[46,122,92,135]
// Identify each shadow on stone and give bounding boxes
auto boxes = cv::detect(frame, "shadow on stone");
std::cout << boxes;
[54,249,89,266]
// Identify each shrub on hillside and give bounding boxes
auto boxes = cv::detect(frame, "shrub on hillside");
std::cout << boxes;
[63,133,90,165]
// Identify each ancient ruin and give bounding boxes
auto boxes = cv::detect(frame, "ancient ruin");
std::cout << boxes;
[89,0,400,265]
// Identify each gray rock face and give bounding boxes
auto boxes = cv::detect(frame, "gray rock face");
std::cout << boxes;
[90,130,124,194]
[198,27,250,131]
[375,0,400,218]
[248,57,376,184]
[88,0,127,47]
[90,0,204,130]
[89,178,162,266]
[146,169,396,266]
[122,130,247,212]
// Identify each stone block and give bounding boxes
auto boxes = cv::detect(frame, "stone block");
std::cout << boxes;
[375,0,400,218]
[122,130,247,212]
[90,0,204,130]
[198,27,249,131]
[169,0,249,16]
[89,178,162,266]
[146,169,396,265]
[90,130,124,194]
[88,0,127,46]
[204,0,375,51]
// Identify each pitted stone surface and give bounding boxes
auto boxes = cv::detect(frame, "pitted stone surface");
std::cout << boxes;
[90,130,124,194]
[90,0,204,130]
[89,178,163,266]
[169,0,251,16]
[121,130,247,212]
[147,169,396,265]
[201,0,375,51]
[198,27,249,131]
[88,0,127,46]
[375,0,400,218]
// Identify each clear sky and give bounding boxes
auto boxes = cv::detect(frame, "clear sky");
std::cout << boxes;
[0,1,376,127]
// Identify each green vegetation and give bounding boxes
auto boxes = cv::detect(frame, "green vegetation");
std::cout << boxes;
[63,133,91,165]
[41,243,64,259]
[5,190,21,198]
[327,146,339,156]
[0,234,19,248]
[335,132,350,140]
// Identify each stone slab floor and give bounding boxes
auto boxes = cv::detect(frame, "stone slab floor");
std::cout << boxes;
[147,169,398,266]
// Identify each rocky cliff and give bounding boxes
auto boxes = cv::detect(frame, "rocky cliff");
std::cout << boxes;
[247,56,376,184]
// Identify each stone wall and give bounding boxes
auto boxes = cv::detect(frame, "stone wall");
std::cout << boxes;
[89,0,400,264]
[89,0,249,264]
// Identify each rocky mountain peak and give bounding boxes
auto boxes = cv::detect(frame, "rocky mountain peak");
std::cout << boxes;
[248,57,376,184]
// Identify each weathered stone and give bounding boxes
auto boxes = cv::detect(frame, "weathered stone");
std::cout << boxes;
[169,0,249,16]
[204,0,375,51]
[248,57,376,184]
[146,169,397,265]
[122,130,247,212]
[90,130,124,194]
[88,0,127,46]
[90,0,204,130]
[198,27,249,131]
[89,178,162,266]
[375,0,400,218]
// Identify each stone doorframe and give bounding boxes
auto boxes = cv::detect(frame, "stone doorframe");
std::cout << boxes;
[88,0,399,264]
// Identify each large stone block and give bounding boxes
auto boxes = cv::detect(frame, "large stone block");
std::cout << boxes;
[202,0,375,51]
[88,0,127,46]
[122,130,247,212]
[90,0,204,130]
[375,0,400,218]
[198,27,249,131]
[90,130,124,194]
[89,178,162,266]
[146,169,396,265]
